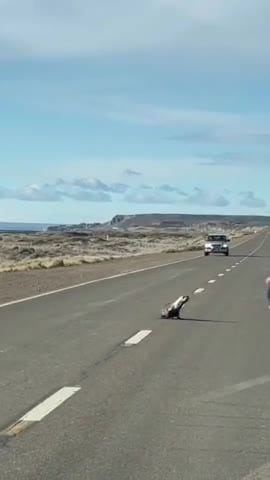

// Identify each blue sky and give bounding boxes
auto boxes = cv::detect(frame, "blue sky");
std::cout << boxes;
[1,0,270,224]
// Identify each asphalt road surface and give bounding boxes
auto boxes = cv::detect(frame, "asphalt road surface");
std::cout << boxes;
[1,230,270,479]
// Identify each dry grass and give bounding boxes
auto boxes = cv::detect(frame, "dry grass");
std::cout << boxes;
[0,227,258,273]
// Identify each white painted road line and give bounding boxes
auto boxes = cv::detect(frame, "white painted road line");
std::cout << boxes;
[0,254,203,309]
[194,288,205,295]
[232,265,236,268]
[248,233,269,257]
[226,268,231,272]
[21,387,81,422]
[208,279,216,284]
[2,386,81,437]
[218,273,224,277]
[124,330,152,346]
[0,232,261,309]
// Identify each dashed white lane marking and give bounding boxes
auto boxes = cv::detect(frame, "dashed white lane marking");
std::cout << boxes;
[194,288,205,294]
[2,386,81,437]
[124,330,152,346]
[232,265,236,268]
[0,232,262,309]
[226,268,231,272]
[208,279,216,284]
[198,374,270,403]
[218,273,224,277]
[241,462,270,479]
[21,386,81,422]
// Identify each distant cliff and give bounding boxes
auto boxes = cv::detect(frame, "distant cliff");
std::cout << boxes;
[46,213,270,232]
[108,213,270,228]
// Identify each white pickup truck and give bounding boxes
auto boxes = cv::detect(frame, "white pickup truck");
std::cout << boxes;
[204,233,230,256]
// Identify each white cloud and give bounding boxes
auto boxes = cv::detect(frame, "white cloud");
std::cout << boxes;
[64,189,111,202]
[124,182,188,204]
[0,179,113,202]
[124,190,177,205]
[14,184,63,202]
[0,176,267,213]
[71,177,129,193]
[240,191,266,208]
[158,184,187,195]
[186,187,230,207]
[0,0,270,68]
[0,176,196,205]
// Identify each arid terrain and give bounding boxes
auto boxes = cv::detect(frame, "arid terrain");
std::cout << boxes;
[0,225,259,273]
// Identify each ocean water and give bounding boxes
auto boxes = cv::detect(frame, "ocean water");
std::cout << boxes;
[0,222,53,232]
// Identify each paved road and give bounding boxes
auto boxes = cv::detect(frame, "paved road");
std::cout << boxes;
[1,230,270,479]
